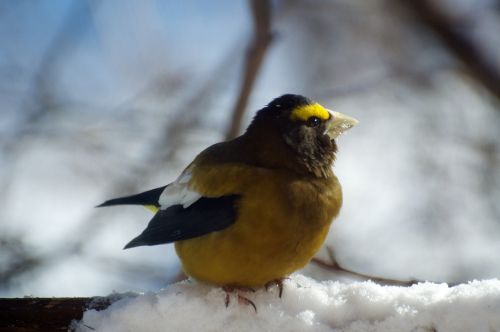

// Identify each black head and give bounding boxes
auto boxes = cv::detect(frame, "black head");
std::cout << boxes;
[244,94,338,177]
[267,94,313,111]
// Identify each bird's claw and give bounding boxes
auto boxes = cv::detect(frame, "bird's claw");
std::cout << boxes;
[222,286,257,312]
[265,277,289,298]
[237,294,257,312]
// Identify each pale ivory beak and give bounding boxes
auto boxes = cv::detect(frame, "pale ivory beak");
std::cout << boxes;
[325,109,359,139]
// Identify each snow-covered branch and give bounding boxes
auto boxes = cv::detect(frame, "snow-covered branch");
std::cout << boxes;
[74,275,500,332]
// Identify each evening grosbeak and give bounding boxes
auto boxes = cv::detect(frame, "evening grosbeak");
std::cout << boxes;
[99,94,358,292]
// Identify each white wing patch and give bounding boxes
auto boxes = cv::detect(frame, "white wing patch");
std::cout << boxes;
[158,168,202,209]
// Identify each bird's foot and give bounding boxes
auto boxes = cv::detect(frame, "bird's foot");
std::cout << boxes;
[265,277,289,298]
[222,286,257,312]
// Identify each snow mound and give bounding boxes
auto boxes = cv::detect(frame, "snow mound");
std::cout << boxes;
[74,274,500,332]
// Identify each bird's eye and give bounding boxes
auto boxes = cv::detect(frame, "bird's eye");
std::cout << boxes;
[307,116,321,128]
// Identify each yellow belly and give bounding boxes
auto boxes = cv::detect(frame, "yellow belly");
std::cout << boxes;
[175,173,342,287]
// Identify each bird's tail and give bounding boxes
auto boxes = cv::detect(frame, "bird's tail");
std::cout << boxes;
[97,185,167,212]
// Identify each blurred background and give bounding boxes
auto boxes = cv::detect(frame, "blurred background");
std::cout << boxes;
[1,0,500,297]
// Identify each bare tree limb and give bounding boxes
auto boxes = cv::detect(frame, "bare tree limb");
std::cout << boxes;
[406,0,500,101]
[225,0,273,139]
[311,247,421,286]
[0,297,113,332]
[0,1,98,225]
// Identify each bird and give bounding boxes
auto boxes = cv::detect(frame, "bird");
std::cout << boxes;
[98,94,358,305]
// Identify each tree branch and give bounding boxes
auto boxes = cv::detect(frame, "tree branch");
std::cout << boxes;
[0,297,112,332]
[406,0,500,101]
[225,0,273,139]
[311,247,420,286]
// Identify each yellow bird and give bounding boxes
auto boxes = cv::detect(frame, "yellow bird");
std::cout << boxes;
[99,94,357,301]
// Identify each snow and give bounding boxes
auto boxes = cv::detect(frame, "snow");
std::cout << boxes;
[74,274,500,332]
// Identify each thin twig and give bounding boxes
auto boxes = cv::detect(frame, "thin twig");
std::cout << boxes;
[225,0,273,139]
[311,247,420,286]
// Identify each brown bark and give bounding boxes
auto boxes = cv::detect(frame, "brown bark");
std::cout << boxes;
[0,297,112,332]
[225,0,273,140]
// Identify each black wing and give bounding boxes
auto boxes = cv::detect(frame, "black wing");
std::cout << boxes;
[123,195,240,249]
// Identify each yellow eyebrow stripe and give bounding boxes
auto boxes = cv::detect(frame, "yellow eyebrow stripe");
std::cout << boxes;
[290,103,330,122]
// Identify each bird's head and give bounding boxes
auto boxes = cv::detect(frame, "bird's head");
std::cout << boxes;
[244,94,358,177]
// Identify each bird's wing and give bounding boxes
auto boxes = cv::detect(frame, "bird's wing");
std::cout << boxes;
[124,167,240,249]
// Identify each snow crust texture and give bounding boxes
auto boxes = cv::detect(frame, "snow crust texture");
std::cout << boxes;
[75,275,500,332]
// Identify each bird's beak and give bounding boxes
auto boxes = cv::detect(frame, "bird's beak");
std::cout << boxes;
[325,110,359,139]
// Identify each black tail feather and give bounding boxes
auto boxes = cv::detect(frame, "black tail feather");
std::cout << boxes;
[123,238,148,249]
[97,185,167,208]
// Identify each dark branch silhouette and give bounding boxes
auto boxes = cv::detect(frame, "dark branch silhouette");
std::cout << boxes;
[0,297,113,332]
[312,247,421,286]
[225,0,273,139]
[407,0,500,101]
